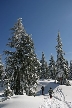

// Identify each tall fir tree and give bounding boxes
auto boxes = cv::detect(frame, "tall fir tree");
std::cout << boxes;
[44,61,49,79]
[35,58,41,80]
[64,60,69,79]
[0,55,4,81]
[55,32,67,84]
[40,52,49,79]
[69,60,72,79]
[49,54,56,79]
[4,18,39,95]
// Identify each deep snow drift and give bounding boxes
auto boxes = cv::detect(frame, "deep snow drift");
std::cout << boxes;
[0,79,72,108]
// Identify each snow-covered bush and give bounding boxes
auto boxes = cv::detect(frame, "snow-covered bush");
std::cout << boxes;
[4,80,13,97]
[66,80,71,86]
[25,83,37,96]
[4,88,13,97]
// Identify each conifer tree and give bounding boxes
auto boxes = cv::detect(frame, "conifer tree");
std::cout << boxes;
[0,55,7,87]
[64,60,69,79]
[0,55,4,82]
[4,18,39,95]
[49,54,56,79]
[44,61,49,79]
[55,32,67,84]
[34,58,41,79]
[40,52,49,79]
[69,60,72,79]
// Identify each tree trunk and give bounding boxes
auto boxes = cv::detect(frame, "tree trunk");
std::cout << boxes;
[14,67,20,95]
[16,71,20,95]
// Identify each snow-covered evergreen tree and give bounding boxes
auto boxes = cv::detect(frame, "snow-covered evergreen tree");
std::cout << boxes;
[64,60,69,79]
[69,60,72,79]
[40,52,49,79]
[4,18,39,96]
[44,61,49,79]
[0,55,4,80]
[55,32,67,84]
[34,58,41,80]
[0,55,5,87]
[49,54,56,79]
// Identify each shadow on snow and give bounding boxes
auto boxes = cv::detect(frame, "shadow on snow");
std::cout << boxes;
[36,80,59,96]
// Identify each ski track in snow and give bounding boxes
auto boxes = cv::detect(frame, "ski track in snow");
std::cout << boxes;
[40,96,72,108]
[40,87,72,108]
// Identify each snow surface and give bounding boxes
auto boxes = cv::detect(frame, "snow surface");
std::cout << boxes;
[0,79,72,108]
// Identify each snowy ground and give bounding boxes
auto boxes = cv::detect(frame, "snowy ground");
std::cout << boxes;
[0,79,72,108]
